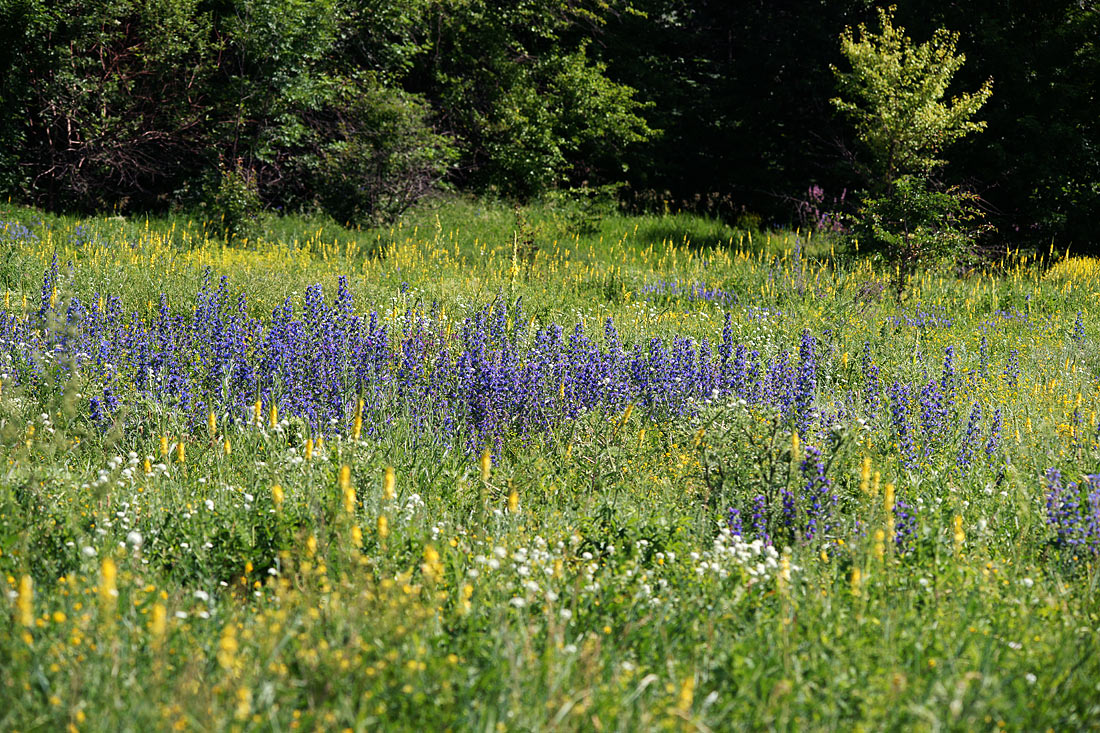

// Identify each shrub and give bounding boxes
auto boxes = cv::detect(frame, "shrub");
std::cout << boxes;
[852,175,991,299]
[313,81,456,226]
[206,164,262,242]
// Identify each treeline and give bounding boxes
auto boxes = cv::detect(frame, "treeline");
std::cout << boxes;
[1,0,1097,249]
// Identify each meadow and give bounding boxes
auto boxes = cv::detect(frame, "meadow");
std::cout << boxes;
[1,197,1098,731]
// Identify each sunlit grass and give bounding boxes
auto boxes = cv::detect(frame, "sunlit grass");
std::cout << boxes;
[1,198,1098,731]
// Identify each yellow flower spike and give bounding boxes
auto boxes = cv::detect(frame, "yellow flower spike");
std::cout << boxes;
[692,427,705,449]
[234,686,252,721]
[176,441,185,464]
[677,675,695,713]
[377,515,390,540]
[272,484,284,507]
[16,574,33,628]
[304,438,314,462]
[352,399,364,441]
[143,458,151,475]
[777,552,792,595]
[791,432,801,463]
[269,402,278,429]
[383,466,396,501]
[873,530,885,561]
[508,489,519,514]
[99,557,117,612]
[953,515,966,554]
[859,457,871,494]
[150,602,167,639]
[872,470,881,498]
[159,435,169,458]
[421,545,443,584]
[223,438,231,456]
[884,483,896,542]
[479,448,492,483]
[351,525,363,548]
[253,399,262,424]
[306,535,317,557]
[207,411,217,437]
[850,567,862,597]
[217,624,238,672]
[342,482,356,516]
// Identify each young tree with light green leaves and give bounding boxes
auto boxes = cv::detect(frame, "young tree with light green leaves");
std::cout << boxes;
[832,6,993,298]
[832,5,993,190]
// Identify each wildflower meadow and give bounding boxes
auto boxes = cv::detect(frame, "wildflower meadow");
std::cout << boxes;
[2,199,1099,731]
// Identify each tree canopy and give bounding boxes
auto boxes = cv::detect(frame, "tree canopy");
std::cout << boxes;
[0,0,1096,250]
[832,7,992,188]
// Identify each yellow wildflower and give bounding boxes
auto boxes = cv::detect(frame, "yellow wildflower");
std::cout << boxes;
[479,448,492,482]
[16,575,33,628]
[383,466,396,501]
[421,545,443,584]
[150,603,167,639]
[99,558,118,612]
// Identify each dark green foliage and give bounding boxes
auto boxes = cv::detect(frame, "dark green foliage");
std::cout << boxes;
[900,0,1100,250]
[206,163,263,241]
[597,0,876,219]
[0,0,216,209]
[0,0,1097,251]
[852,176,990,299]
[312,80,457,225]
[416,1,655,198]
[0,0,653,219]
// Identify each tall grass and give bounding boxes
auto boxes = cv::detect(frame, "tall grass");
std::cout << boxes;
[1,198,1097,731]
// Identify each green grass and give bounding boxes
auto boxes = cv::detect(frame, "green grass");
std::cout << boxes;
[1,197,1098,731]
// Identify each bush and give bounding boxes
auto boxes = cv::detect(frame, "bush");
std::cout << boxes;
[853,176,991,298]
[206,164,262,242]
[313,82,456,226]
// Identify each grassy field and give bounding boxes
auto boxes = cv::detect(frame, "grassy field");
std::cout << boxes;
[1,197,1098,731]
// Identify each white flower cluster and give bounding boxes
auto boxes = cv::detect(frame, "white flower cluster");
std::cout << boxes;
[470,535,563,608]
[691,534,783,582]
[81,451,151,492]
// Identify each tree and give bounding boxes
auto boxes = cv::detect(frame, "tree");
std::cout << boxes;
[0,0,216,210]
[311,77,457,225]
[832,6,992,191]
[832,6,992,297]
[415,0,655,199]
